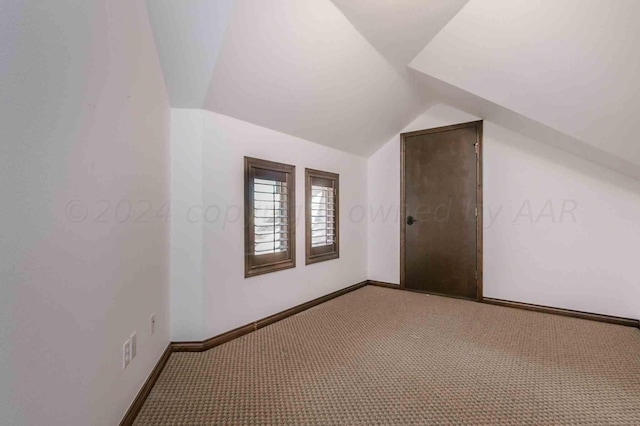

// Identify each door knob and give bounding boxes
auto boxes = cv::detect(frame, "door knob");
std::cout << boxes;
[407,215,415,225]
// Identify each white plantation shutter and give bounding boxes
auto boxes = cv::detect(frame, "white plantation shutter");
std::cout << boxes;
[310,184,336,247]
[253,177,289,255]
[305,169,339,264]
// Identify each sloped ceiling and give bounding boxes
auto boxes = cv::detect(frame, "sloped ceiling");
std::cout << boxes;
[330,0,469,68]
[203,0,435,156]
[410,0,640,169]
[146,0,465,156]
[410,70,640,180]
[146,0,235,108]
[147,0,640,176]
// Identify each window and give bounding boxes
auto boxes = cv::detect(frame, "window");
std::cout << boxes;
[244,157,296,277]
[305,168,339,264]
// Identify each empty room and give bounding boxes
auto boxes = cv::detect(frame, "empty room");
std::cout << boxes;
[2,0,640,424]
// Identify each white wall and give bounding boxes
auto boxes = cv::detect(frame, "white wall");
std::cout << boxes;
[170,110,368,341]
[170,110,205,341]
[0,1,171,425]
[368,104,640,320]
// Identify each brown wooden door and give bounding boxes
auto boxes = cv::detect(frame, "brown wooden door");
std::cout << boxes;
[401,121,482,300]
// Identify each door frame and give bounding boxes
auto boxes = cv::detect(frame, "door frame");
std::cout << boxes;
[400,120,484,301]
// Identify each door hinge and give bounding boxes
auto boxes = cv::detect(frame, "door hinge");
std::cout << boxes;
[475,206,478,217]
[475,143,479,154]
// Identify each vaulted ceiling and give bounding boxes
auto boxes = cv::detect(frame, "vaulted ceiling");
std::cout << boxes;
[146,0,640,177]
[409,0,640,176]
[202,0,432,156]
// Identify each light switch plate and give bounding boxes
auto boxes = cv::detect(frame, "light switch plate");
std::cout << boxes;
[130,332,137,359]
[123,339,131,369]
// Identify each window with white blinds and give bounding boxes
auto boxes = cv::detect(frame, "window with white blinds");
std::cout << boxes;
[254,178,289,255]
[305,169,339,264]
[310,185,335,247]
[245,157,296,277]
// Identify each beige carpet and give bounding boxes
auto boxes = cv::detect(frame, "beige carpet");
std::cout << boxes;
[134,286,640,425]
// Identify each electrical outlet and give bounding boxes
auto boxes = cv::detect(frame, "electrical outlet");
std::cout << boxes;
[130,332,137,360]
[150,314,156,335]
[123,339,131,369]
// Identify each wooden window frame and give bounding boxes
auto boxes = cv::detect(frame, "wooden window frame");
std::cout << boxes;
[244,157,296,277]
[305,168,339,265]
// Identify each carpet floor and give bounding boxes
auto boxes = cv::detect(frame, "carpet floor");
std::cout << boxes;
[134,286,640,425]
